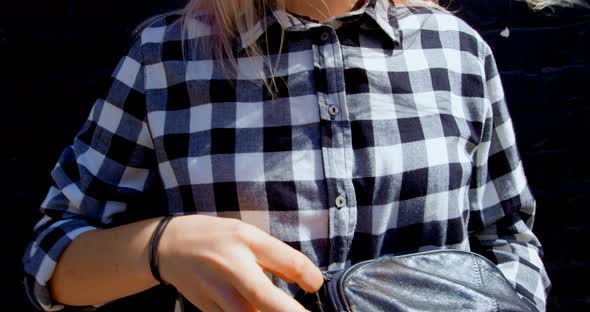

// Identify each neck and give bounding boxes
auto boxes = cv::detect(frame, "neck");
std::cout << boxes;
[285,0,360,23]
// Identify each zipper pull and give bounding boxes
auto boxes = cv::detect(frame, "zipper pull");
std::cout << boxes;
[321,271,332,282]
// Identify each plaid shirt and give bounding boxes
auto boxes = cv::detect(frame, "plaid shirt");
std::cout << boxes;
[23,0,551,311]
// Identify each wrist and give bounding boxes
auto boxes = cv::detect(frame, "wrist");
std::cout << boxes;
[148,216,176,285]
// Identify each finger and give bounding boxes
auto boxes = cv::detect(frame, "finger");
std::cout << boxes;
[243,227,323,293]
[231,263,310,312]
[195,264,258,312]
[207,281,258,312]
[263,268,295,284]
[211,302,224,312]
[182,291,224,312]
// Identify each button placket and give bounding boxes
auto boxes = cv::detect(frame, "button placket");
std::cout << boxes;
[325,24,358,268]
[312,24,356,270]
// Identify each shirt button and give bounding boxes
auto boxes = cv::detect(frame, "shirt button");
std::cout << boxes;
[335,194,346,209]
[328,105,339,117]
[320,32,330,42]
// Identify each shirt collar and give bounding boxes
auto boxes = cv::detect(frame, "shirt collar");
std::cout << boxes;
[234,0,400,53]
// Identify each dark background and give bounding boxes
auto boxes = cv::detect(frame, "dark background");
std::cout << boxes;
[2,0,589,310]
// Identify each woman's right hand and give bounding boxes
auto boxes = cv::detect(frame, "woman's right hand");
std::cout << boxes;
[157,214,324,312]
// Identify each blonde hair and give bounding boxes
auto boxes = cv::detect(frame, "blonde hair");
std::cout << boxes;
[136,0,582,93]
[170,0,445,95]
[522,0,589,9]
[174,0,588,66]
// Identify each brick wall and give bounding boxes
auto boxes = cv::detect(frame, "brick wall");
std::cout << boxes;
[3,0,588,310]
[447,1,590,310]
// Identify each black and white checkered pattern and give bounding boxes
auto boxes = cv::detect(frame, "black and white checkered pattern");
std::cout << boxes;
[22,1,551,311]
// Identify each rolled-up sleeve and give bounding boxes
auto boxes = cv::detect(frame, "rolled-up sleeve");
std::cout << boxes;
[22,33,163,311]
[468,41,552,311]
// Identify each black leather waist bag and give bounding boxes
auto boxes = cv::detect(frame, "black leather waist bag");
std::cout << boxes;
[295,250,537,312]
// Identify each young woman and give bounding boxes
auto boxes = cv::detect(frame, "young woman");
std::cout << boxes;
[23,0,551,311]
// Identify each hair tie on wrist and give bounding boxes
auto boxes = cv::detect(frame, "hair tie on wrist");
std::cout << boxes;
[149,215,176,285]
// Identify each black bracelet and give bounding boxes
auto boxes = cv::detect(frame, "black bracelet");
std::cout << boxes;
[149,215,175,285]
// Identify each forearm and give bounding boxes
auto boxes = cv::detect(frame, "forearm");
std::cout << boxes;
[48,217,163,306]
